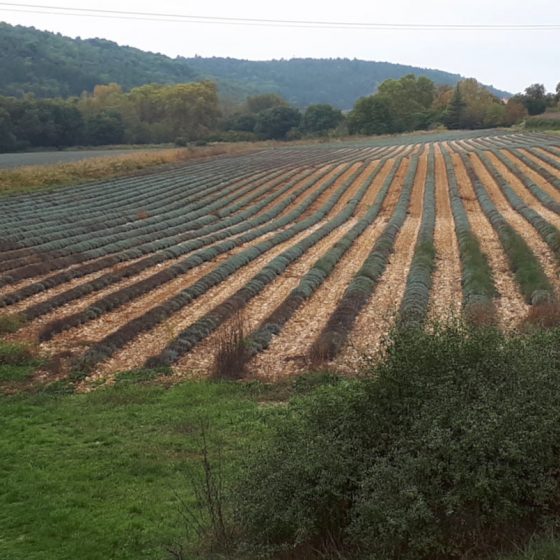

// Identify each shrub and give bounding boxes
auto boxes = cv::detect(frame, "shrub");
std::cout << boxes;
[0,341,34,365]
[211,312,248,380]
[523,302,560,329]
[0,313,24,334]
[233,325,560,559]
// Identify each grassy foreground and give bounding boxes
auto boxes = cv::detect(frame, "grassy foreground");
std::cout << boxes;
[0,377,275,560]
[1,378,560,560]
[2,328,560,560]
[0,143,256,196]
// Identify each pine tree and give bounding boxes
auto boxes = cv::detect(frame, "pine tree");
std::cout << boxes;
[445,85,466,130]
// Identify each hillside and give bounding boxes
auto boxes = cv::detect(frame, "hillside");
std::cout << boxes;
[0,22,196,97]
[185,56,510,108]
[0,22,510,107]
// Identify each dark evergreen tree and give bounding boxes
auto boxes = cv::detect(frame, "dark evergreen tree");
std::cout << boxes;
[445,85,466,129]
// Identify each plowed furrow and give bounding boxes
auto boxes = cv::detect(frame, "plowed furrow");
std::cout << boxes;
[356,160,394,216]
[500,151,560,202]
[469,153,559,294]
[518,148,560,176]
[172,221,357,378]
[452,153,528,327]
[428,146,462,321]
[484,152,560,229]
[332,148,428,372]
[88,223,329,379]
[246,158,413,379]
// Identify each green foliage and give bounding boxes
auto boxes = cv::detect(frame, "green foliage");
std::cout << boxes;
[444,78,508,129]
[85,110,125,146]
[348,94,395,134]
[223,112,258,132]
[245,93,287,113]
[445,85,466,129]
[348,74,437,135]
[499,536,560,560]
[0,80,221,149]
[0,23,510,110]
[526,115,560,130]
[185,56,510,109]
[0,95,85,150]
[348,75,513,135]
[0,340,36,384]
[254,106,302,139]
[0,341,34,365]
[524,84,547,116]
[377,74,436,131]
[301,104,344,134]
[233,326,560,559]
[0,313,24,334]
[0,22,196,98]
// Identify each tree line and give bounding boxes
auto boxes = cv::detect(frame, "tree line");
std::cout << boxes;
[0,81,219,151]
[348,76,560,135]
[0,76,558,152]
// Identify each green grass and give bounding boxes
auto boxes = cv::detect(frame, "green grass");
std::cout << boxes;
[0,341,34,365]
[0,380,273,560]
[499,537,560,560]
[0,313,25,335]
[1,346,560,560]
[0,363,36,382]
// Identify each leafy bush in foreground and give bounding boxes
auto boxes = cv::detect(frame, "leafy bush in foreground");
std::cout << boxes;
[233,325,560,559]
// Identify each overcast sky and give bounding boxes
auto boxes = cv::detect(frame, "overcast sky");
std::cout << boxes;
[1,0,558,94]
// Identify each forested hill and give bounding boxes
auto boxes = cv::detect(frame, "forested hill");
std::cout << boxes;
[0,22,509,106]
[0,23,196,98]
[184,57,509,108]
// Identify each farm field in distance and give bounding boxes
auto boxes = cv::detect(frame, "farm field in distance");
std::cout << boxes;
[0,147,170,169]
[1,129,560,390]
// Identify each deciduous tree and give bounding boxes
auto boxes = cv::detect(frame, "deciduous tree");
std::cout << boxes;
[301,104,343,135]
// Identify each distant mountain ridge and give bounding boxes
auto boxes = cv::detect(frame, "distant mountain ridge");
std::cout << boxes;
[184,56,510,109]
[0,22,510,108]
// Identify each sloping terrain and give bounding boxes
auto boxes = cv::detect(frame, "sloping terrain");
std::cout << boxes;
[1,130,559,388]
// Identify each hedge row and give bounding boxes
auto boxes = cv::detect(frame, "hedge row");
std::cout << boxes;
[522,145,560,172]
[243,157,405,357]
[309,154,421,362]
[1,167,324,307]
[0,148,333,253]
[0,154,270,237]
[0,145,310,222]
[74,163,368,369]
[397,147,436,328]
[459,152,553,305]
